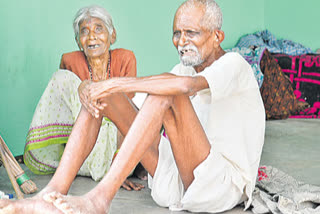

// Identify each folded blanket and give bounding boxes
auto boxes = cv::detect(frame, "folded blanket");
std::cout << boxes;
[236,30,313,56]
[252,166,320,214]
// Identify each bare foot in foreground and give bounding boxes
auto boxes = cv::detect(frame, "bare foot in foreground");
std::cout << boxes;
[0,197,64,214]
[0,186,65,214]
[44,191,110,214]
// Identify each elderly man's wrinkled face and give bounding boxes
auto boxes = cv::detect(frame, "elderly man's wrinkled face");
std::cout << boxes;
[78,17,111,58]
[172,5,216,67]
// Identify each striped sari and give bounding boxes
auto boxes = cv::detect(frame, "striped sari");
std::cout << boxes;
[24,70,117,181]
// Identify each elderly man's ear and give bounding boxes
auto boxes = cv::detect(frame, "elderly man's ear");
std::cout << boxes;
[213,30,225,47]
[111,28,117,45]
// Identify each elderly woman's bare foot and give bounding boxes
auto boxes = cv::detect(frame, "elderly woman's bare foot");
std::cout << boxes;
[0,198,64,214]
[44,191,110,214]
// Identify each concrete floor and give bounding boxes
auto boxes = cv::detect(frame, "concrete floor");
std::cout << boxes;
[1,119,319,213]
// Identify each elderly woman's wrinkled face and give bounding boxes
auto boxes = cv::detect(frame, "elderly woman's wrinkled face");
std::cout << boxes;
[78,17,111,58]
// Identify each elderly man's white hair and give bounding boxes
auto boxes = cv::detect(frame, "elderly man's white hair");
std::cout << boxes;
[73,5,115,42]
[180,0,223,31]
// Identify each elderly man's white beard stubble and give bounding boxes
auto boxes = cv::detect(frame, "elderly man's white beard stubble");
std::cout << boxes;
[178,45,204,67]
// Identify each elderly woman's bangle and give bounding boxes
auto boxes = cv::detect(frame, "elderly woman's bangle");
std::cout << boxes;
[112,149,120,163]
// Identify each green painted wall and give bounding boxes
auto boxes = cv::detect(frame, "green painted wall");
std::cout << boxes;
[0,0,181,155]
[265,0,320,50]
[217,0,265,49]
[0,0,318,155]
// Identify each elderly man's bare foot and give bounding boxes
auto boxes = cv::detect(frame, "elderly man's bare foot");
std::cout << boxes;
[0,185,66,214]
[0,198,63,214]
[44,191,110,214]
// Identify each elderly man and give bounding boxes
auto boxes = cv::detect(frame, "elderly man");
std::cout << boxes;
[0,0,265,213]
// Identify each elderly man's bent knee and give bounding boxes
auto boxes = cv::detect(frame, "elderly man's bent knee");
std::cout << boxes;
[145,94,174,110]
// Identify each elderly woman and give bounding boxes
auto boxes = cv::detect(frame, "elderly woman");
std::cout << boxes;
[23,5,143,188]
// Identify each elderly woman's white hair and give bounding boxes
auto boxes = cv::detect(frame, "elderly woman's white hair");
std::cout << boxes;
[180,0,223,31]
[73,5,115,42]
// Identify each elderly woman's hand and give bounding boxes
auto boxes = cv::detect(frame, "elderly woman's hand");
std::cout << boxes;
[121,178,145,191]
[78,80,107,118]
[86,79,117,101]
